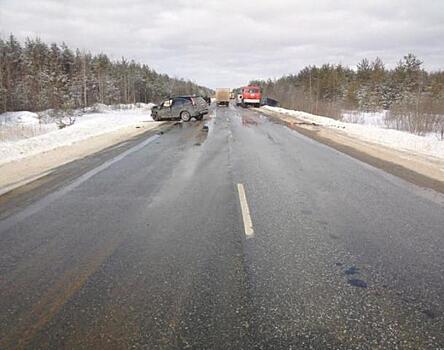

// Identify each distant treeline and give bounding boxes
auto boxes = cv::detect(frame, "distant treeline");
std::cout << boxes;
[0,35,212,113]
[251,54,444,135]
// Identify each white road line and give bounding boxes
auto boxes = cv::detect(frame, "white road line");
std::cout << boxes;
[237,183,254,238]
[0,134,160,233]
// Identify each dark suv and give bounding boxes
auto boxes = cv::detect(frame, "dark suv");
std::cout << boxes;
[152,96,208,122]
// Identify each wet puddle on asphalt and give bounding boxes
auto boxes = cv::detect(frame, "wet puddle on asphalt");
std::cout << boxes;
[236,108,264,127]
[334,264,369,288]
[347,279,368,288]
[300,209,313,215]
[241,115,258,127]
[171,119,211,147]
[344,266,360,275]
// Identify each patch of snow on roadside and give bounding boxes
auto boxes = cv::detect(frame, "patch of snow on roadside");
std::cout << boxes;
[263,106,444,161]
[82,102,155,114]
[0,107,155,165]
[0,111,40,125]
[342,110,388,127]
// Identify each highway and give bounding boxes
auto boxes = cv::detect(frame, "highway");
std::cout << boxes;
[0,105,443,349]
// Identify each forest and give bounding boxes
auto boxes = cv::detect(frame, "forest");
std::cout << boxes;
[1,34,443,136]
[0,35,211,113]
[251,54,444,135]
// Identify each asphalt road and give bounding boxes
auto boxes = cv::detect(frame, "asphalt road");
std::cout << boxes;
[0,105,443,349]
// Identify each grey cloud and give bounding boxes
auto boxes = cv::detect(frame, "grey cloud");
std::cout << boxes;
[1,0,443,88]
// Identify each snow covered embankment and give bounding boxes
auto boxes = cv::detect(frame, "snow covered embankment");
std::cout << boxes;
[262,106,444,162]
[0,103,156,166]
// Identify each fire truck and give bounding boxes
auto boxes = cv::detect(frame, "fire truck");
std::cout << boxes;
[241,85,262,107]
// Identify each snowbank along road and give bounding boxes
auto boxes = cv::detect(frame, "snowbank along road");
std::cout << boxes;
[0,104,443,349]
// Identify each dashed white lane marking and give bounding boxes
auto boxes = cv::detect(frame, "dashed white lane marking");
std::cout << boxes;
[237,183,254,238]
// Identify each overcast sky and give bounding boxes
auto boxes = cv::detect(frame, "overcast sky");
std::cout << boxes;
[1,0,443,88]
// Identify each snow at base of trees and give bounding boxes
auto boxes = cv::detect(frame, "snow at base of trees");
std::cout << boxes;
[0,103,157,165]
[252,54,444,137]
[263,106,444,161]
[0,102,156,140]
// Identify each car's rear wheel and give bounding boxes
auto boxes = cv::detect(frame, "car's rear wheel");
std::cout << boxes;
[152,113,160,121]
[180,111,191,122]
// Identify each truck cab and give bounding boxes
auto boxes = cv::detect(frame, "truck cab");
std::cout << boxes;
[242,86,262,107]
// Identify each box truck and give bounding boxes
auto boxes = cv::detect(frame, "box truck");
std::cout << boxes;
[215,88,231,106]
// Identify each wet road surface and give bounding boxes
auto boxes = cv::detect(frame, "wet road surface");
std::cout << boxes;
[0,105,443,349]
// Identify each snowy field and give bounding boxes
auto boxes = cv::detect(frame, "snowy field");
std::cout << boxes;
[341,110,389,127]
[263,106,444,161]
[0,103,155,165]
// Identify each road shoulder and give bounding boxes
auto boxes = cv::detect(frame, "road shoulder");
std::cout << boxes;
[257,108,444,194]
[0,122,166,196]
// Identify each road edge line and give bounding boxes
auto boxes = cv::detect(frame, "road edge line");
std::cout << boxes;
[0,134,160,232]
[256,108,444,195]
[0,123,173,199]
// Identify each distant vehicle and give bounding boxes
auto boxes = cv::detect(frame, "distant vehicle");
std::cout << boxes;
[241,85,262,107]
[151,96,208,122]
[215,88,231,106]
[230,92,235,99]
[262,97,279,107]
[236,94,243,106]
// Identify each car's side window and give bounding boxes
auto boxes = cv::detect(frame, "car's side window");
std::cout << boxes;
[173,99,185,107]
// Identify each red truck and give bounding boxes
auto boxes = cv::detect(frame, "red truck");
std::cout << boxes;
[241,85,262,107]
